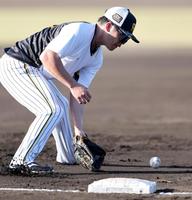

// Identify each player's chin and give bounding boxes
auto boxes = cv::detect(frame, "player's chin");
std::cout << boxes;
[107,45,118,51]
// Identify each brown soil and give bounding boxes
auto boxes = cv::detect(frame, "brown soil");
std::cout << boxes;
[0,48,192,199]
[1,1,192,199]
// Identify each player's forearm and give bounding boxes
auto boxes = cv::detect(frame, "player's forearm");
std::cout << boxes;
[70,93,86,136]
[40,50,76,89]
[40,49,91,105]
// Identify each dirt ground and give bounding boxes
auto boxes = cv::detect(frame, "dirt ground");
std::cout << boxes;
[0,47,192,200]
[1,0,192,199]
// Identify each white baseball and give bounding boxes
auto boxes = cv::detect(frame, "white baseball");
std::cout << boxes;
[149,156,161,168]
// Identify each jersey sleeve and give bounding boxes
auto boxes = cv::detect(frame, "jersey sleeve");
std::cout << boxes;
[78,53,103,88]
[45,25,79,58]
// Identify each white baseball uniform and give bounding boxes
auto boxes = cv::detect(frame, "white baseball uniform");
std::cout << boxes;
[0,22,103,167]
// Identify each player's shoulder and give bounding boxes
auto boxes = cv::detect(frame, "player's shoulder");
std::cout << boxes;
[65,22,95,33]
[63,22,96,44]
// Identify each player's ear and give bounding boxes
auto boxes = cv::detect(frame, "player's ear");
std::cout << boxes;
[105,22,112,33]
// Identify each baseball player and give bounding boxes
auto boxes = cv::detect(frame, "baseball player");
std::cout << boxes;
[0,7,139,174]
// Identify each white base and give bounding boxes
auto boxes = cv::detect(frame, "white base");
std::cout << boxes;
[88,178,157,194]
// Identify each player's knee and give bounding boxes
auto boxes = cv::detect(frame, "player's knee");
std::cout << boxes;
[38,104,63,119]
[56,96,70,115]
[59,95,69,109]
[54,104,65,119]
[36,97,69,120]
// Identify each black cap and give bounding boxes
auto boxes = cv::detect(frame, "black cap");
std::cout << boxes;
[104,7,139,43]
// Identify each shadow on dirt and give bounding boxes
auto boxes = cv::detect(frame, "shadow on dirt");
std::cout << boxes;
[1,163,192,178]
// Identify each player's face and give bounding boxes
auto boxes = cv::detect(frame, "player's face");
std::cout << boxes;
[105,23,129,51]
[115,26,130,44]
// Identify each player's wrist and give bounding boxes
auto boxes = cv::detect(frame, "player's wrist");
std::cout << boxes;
[74,128,87,137]
[68,79,78,90]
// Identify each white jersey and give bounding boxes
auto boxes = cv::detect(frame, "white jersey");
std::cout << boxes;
[0,22,103,167]
[44,22,103,88]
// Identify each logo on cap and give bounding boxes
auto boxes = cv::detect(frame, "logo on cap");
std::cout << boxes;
[112,13,123,23]
[131,23,136,33]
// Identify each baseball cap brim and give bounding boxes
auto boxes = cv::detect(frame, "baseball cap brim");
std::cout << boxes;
[121,29,140,43]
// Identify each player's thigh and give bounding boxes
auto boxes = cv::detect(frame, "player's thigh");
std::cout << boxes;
[0,56,60,115]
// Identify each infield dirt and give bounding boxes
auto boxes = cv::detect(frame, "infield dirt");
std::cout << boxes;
[1,1,192,200]
[1,49,192,200]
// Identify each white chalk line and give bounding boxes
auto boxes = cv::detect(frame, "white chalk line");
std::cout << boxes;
[160,192,192,196]
[1,188,192,196]
[0,188,82,193]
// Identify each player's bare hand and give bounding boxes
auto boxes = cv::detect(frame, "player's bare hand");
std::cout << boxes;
[70,83,91,104]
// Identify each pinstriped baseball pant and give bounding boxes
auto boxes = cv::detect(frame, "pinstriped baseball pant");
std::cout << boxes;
[0,54,76,166]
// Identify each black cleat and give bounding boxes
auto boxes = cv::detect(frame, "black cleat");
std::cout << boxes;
[9,162,53,175]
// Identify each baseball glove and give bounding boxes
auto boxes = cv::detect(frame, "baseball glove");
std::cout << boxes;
[74,135,106,171]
